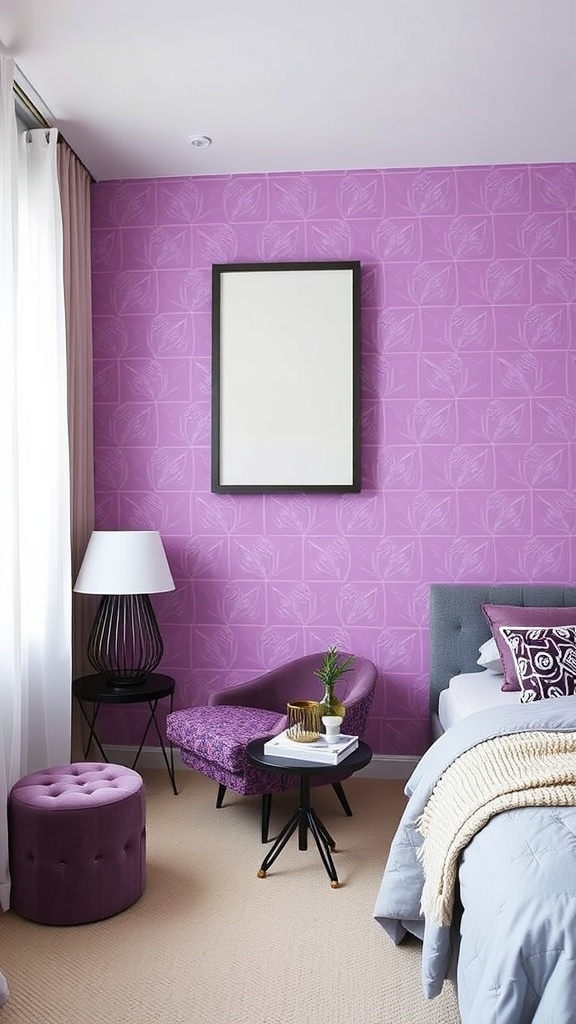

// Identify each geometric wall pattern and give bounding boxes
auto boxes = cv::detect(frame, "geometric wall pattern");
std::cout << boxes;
[90,162,576,755]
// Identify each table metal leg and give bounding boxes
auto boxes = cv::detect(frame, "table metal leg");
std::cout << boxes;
[147,697,178,795]
[256,772,341,886]
[132,698,178,795]
[307,809,340,887]
[257,808,302,876]
[76,700,109,762]
[310,810,336,852]
[298,776,310,850]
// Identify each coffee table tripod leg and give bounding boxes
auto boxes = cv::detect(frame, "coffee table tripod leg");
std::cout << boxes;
[311,811,336,852]
[257,809,302,877]
[298,775,310,850]
[306,809,340,887]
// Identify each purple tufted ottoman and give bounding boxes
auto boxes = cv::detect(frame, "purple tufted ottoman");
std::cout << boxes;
[8,762,146,926]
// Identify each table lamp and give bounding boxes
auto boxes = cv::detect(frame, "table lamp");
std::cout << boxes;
[74,530,175,685]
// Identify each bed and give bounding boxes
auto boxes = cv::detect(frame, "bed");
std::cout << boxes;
[373,583,576,1024]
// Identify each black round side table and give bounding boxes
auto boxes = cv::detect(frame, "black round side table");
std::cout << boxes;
[246,738,372,887]
[73,672,178,795]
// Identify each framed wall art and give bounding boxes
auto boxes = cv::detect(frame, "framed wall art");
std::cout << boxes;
[211,260,361,493]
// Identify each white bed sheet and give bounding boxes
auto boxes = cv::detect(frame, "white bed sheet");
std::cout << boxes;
[438,670,519,732]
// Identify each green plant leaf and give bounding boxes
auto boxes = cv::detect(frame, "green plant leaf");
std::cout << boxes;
[314,645,355,686]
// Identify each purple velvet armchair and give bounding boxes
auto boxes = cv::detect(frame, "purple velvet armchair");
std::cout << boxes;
[166,652,378,842]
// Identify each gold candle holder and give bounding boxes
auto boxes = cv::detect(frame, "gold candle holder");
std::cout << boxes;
[286,700,321,742]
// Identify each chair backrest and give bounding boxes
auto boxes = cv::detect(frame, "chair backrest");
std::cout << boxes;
[211,651,378,739]
[325,655,377,738]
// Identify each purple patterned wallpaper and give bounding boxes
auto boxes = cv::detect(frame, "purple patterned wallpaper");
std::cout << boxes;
[90,163,576,756]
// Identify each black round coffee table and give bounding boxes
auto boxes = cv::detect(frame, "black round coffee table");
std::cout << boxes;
[246,738,372,888]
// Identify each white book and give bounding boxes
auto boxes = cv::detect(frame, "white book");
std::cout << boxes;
[263,729,358,765]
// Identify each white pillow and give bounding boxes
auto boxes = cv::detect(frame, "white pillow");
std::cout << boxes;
[477,637,503,674]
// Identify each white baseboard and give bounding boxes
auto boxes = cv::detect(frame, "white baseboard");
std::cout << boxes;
[102,745,419,782]
[101,744,178,772]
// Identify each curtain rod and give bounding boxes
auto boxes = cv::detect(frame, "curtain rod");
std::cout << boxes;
[14,80,96,183]
[14,79,50,128]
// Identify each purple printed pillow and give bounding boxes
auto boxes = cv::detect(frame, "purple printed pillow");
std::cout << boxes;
[482,605,576,692]
[499,625,576,702]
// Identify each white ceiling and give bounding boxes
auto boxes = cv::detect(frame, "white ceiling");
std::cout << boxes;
[1,0,575,182]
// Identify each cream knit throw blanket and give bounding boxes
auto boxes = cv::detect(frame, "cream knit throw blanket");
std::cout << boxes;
[417,730,576,927]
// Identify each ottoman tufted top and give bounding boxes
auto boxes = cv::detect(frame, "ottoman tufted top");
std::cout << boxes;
[10,762,143,809]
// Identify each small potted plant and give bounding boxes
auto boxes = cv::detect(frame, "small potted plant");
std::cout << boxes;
[315,645,355,719]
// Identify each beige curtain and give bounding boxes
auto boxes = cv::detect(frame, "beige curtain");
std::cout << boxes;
[57,140,94,757]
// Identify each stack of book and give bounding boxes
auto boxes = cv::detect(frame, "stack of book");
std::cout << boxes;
[263,729,358,765]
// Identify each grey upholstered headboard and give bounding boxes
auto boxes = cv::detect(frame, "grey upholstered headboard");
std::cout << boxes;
[429,584,576,715]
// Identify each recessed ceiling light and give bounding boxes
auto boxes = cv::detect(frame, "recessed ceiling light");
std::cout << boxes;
[189,134,212,148]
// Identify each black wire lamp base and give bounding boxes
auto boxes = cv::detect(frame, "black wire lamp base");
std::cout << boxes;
[87,594,164,686]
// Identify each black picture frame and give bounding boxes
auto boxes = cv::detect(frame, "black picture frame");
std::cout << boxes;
[211,260,361,493]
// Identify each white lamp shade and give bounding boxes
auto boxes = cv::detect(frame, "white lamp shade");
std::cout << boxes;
[74,530,175,595]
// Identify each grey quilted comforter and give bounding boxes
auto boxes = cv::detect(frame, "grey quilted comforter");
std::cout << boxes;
[373,697,576,1024]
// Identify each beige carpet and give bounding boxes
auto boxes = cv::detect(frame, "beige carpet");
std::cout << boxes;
[0,770,460,1024]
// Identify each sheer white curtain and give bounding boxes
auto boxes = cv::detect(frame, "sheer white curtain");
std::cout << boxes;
[0,56,72,910]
